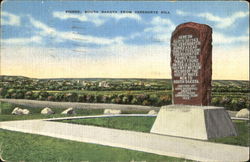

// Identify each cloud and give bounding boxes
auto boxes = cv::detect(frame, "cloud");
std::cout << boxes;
[198,11,249,28]
[1,36,42,45]
[30,16,124,45]
[142,16,176,43]
[176,10,189,16]
[2,15,124,46]
[53,11,141,26]
[176,10,249,29]
[1,11,20,26]
[213,32,248,44]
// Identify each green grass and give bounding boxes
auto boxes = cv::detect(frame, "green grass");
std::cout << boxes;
[209,120,250,146]
[0,102,149,121]
[0,129,188,162]
[59,117,249,147]
[0,102,103,121]
[60,116,156,133]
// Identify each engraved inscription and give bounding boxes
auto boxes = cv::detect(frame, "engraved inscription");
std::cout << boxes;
[172,34,201,100]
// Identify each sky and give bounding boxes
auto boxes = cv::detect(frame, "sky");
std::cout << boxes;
[0,1,249,80]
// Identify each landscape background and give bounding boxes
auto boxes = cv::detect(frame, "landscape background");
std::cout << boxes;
[0,75,248,111]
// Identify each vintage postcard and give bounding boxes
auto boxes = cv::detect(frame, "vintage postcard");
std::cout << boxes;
[0,0,249,161]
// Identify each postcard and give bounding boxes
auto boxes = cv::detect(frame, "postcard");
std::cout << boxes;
[0,1,249,161]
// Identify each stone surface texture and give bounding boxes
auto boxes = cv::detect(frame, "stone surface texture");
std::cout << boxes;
[171,22,212,106]
[151,105,237,140]
[41,107,54,115]
[104,109,122,115]
[61,107,76,115]
[21,109,30,115]
[148,110,158,115]
[11,107,30,115]
[11,107,23,115]
[236,108,249,118]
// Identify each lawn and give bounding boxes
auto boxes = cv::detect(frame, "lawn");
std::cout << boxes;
[60,116,156,132]
[0,129,189,162]
[0,101,103,121]
[59,117,249,147]
[0,101,149,121]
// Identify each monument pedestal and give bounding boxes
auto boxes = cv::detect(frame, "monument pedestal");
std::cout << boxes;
[150,105,237,140]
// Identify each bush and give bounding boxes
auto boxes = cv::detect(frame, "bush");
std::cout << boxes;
[63,93,78,102]
[131,98,138,105]
[149,94,160,106]
[77,94,86,102]
[122,96,129,104]
[142,100,151,106]
[0,88,7,97]
[136,94,149,104]
[47,96,55,101]
[101,95,110,103]
[211,97,220,106]
[159,95,171,106]
[24,91,33,99]
[95,95,103,103]
[54,93,64,101]
[86,94,94,103]
[231,98,246,111]
[220,96,231,107]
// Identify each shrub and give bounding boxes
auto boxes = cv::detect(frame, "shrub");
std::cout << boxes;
[101,95,110,103]
[86,94,94,103]
[136,94,149,104]
[0,88,7,97]
[122,96,129,104]
[159,95,171,106]
[32,92,40,100]
[142,100,151,106]
[211,97,220,106]
[24,91,33,99]
[220,96,231,107]
[95,95,103,103]
[114,97,122,104]
[149,94,160,106]
[54,93,64,101]
[77,94,86,102]
[131,98,138,105]
[47,95,55,101]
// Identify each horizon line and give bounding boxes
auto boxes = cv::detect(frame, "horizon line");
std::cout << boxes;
[0,75,249,81]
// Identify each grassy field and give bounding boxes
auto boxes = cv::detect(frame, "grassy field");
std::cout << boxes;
[59,117,249,147]
[0,101,149,121]
[0,129,189,162]
[0,102,104,121]
[61,116,156,132]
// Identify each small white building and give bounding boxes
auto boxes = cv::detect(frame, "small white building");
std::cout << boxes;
[98,81,110,88]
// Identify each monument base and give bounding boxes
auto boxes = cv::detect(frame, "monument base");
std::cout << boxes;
[150,105,237,140]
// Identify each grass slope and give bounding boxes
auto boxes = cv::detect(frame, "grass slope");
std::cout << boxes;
[0,129,188,162]
[61,116,156,132]
[0,102,103,121]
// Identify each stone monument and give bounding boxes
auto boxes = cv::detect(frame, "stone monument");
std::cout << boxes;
[150,22,237,140]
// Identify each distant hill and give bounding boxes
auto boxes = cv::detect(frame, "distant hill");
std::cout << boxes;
[0,75,32,81]
[0,75,248,84]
